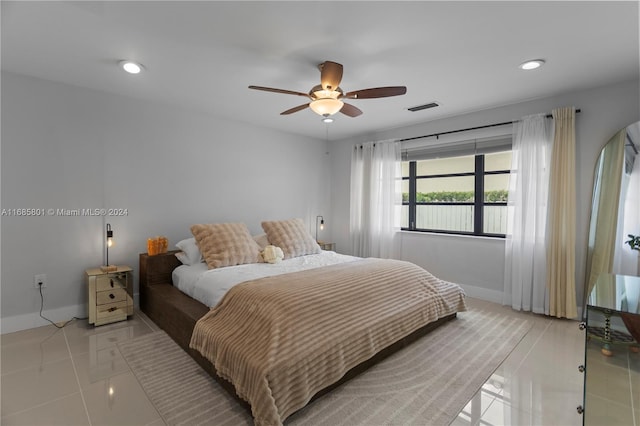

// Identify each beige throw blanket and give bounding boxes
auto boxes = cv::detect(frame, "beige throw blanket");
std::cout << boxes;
[190,258,466,425]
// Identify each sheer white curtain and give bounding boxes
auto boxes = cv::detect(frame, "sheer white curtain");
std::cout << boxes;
[503,114,553,314]
[350,140,401,258]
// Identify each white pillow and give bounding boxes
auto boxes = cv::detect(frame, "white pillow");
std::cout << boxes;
[175,237,203,265]
[175,251,191,265]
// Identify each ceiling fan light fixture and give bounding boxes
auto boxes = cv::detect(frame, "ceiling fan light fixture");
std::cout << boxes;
[248,61,406,118]
[310,98,344,116]
[312,88,341,100]
[321,115,334,123]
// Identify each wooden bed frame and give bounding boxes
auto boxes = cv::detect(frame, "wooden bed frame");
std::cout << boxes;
[139,250,457,417]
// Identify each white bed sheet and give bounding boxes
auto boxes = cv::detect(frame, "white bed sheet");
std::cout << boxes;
[172,251,360,307]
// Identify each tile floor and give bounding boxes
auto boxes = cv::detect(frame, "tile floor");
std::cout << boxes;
[0,298,600,425]
[582,332,640,426]
[451,299,585,426]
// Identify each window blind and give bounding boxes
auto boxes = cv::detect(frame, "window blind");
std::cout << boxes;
[401,135,512,161]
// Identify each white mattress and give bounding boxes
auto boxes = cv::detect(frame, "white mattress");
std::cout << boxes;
[172,251,360,307]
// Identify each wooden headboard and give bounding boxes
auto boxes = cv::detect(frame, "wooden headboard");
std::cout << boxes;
[138,249,210,356]
[139,250,182,288]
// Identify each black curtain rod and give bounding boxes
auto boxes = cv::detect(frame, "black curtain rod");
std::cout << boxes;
[399,109,581,143]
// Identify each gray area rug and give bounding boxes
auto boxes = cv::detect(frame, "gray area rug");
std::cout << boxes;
[118,308,531,425]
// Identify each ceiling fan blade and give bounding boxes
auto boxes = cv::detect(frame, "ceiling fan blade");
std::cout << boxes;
[340,103,363,117]
[344,86,407,99]
[280,104,310,115]
[249,85,310,98]
[320,61,343,91]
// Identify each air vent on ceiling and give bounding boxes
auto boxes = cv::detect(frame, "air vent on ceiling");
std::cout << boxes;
[408,102,439,112]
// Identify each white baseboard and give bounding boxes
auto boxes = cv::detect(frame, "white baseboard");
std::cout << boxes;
[458,283,504,305]
[460,284,584,320]
[1,293,141,334]
[1,303,87,334]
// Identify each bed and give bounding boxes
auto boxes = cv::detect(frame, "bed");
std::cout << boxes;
[139,220,467,426]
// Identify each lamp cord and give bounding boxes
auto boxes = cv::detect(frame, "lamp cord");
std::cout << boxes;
[38,285,87,328]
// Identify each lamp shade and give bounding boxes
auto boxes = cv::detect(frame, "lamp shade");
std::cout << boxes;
[106,223,114,247]
[315,215,325,242]
[101,223,117,272]
[309,98,344,116]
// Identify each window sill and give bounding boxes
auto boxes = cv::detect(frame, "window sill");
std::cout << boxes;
[399,229,506,242]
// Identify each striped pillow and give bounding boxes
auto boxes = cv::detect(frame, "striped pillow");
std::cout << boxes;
[191,223,262,269]
[261,218,321,259]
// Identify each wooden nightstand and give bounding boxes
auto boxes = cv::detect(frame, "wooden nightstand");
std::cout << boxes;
[86,266,133,326]
[317,241,336,251]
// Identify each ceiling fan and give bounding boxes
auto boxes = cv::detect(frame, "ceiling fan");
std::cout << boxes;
[248,61,407,118]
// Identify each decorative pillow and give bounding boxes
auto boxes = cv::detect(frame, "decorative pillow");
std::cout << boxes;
[175,237,203,265]
[261,218,321,259]
[190,223,262,269]
[253,233,270,249]
[260,245,284,264]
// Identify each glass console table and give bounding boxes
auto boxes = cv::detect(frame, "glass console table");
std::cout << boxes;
[579,273,640,425]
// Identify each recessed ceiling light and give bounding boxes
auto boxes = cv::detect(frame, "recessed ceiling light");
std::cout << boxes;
[518,59,545,70]
[119,60,143,74]
[322,116,334,124]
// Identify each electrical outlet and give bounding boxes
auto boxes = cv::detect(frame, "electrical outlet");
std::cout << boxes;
[34,274,47,288]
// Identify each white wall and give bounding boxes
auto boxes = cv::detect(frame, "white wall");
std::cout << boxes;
[1,71,329,333]
[3,73,637,333]
[329,79,640,309]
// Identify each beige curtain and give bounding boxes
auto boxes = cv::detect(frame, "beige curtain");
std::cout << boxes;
[585,129,625,298]
[546,107,578,318]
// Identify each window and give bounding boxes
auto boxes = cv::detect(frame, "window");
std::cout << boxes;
[401,150,512,237]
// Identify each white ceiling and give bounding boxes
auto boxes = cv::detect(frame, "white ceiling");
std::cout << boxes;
[2,1,638,141]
